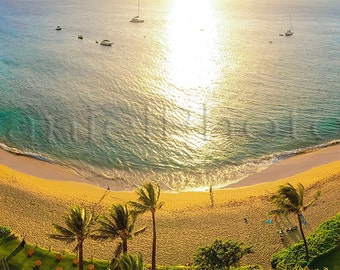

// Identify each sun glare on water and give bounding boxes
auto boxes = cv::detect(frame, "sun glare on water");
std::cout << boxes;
[165,0,219,92]
[159,0,225,154]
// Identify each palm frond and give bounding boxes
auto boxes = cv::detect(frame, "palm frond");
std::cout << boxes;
[303,190,321,211]
[51,224,75,238]
[133,226,147,237]
[49,234,75,244]
[129,201,149,213]
[157,201,165,210]
[95,203,146,249]
[114,242,123,258]
[50,205,96,243]
[270,183,305,215]
[131,182,164,213]
[269,209,287,216]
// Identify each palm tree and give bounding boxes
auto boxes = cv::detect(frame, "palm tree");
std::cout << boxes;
[95,204,146,256]
[129,182,164,270]
[50,205,96,270]
[110,252,145,270]
[269,183,320,262]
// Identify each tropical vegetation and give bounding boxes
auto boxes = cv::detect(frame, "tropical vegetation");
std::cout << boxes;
[1,182,339,269]
[193,238,253,270]
[271,213,340,269]
[109,252,145,270]
[0,232,108,269]
[129,181,164,270]
[50,205,97,270]
[269,182,320,263]
[95,204,146,257]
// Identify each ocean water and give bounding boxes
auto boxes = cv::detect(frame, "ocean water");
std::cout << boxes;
[0,0,339,191]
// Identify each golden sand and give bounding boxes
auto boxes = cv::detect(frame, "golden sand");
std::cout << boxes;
[0,146,340,268]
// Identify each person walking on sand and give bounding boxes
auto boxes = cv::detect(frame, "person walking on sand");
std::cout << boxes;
[209,184,214,208]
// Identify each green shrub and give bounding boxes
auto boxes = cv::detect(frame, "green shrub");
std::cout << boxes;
[193,239,253,270]
[155,267,196,270]
[155,266,263,270]
[109,252,145,270]
[235,266,264,270]
[0,226,11,236]
[270,213,340,269]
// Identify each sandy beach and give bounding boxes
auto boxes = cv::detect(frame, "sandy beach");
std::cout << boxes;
[0,145,340,268]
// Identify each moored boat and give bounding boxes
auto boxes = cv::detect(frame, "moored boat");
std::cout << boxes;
[100,39,113,46]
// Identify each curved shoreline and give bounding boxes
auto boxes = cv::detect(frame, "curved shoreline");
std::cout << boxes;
[1,142,340,191]
[0,147,339,267]
[227,142,340,188]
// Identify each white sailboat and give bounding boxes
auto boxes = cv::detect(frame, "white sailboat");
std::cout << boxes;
[285,15,293,36]
[130,0,144,23]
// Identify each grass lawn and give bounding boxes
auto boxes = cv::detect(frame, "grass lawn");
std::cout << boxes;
[0,234,109,270]
[310,246,340,270]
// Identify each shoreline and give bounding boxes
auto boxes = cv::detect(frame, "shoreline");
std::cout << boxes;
[0,148,83,182]
[0,145,339,267]
[227,142,340,188]
[1,143,340,191]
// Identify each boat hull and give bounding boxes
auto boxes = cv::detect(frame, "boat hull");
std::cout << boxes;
[130,17,144,23]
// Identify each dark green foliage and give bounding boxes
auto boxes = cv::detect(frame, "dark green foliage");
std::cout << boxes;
[193,239,253,270]
[236,266,264,270]
[271,213,340,269]
[110,252,145,270]
[0,234,108,269]
[155,267,196,270]
[0,257,10,270]
[0,227,11,236]
[95,204,146,255]
[155,266,263,270]
[311,246,340,270]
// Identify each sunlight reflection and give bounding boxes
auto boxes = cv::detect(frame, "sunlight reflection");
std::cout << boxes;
[161,0,222,152]
[165,0,220,106]
[166,0,219,92]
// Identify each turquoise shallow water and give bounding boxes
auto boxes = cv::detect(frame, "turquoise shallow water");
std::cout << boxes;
[0,0,339,190]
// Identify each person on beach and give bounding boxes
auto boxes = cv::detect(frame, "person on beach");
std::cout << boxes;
[209,184,214,208]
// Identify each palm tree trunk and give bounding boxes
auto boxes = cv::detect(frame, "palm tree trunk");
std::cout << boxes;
[79,240,84,270]
[123,239,128,253]
[297,213,309,262]
[151,211,156,270]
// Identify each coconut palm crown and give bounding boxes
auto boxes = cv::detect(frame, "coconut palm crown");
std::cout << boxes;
[95,204,146,256]
[50,205,97,270]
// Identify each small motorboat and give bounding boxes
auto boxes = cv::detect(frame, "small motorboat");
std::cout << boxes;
[100,39,113,46]
[78,35,83,39]
[55,26,62,30]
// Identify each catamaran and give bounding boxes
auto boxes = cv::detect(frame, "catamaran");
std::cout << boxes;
[285,15,293,36]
